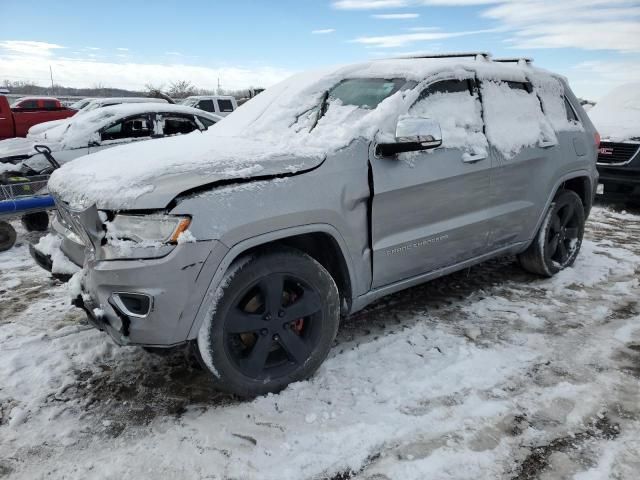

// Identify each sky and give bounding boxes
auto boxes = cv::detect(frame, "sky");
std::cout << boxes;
[1,0,639,100]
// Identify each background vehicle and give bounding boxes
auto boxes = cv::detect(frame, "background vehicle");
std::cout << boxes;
[46,53,598,397]
[27,97,170,137]
[0,103,221,175]
[588,82,640,203]
[0,95,76,140]
[68,98,96,111]
[179,95,237,116]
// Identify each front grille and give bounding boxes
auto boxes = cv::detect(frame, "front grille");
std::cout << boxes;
[597,142,640,165]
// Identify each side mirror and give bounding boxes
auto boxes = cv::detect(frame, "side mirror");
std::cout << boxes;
[377,115,442,157]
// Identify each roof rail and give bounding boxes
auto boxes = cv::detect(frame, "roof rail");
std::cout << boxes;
[394,52,492,61]
[494,57,533,65]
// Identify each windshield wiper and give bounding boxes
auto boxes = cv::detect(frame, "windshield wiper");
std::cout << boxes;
[309,90,329,132]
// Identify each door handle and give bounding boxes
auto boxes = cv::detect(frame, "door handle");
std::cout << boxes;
[462,152,487,163]
[538,140,557,148]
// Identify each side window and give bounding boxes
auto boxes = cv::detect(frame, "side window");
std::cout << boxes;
[197,116,217,128]
[197,100,215,112]
[481,79,556,158]
[409,79,486,152]
[160,115,199,136]
[101,115,153,142]
[564,97,580,123]
[217,99,234,112]
[18,100,39,110]
[43,100,58,110]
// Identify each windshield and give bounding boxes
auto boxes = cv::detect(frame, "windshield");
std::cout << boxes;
[328,78,407,109]
[70,99,91,110]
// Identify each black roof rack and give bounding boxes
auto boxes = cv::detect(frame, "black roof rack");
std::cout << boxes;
[494,57,533,65]
[394,52,492,60]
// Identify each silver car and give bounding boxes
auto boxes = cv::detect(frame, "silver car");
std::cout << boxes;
[45,53,599,397]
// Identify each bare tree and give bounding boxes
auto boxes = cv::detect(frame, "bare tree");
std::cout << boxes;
[168,80,196,99]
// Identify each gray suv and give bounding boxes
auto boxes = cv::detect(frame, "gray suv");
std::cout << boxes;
[45,53,599,396]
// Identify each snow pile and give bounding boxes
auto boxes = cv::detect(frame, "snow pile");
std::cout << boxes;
[409,89,487,154]
[532,75,584,133]
[48,58,565,209]
[588,82,640,141]
[33,233,81,275]
[482,80,556,158]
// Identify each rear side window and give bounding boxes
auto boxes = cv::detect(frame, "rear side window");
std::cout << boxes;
[409,78,486,152]
[481,79,556,158]
[217,99,234,112]
[160,115,199,136]
[43,100,58,110]
[101,115,153,142]
[564,97,580,123]
[197,100,215,112]
[198,116,216,128]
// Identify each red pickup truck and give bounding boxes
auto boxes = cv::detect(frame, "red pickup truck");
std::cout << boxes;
[0,96,76,140]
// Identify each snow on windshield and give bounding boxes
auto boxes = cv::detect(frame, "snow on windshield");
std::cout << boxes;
[588,82,640,141]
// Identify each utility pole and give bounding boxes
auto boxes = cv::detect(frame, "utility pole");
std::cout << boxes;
[217,77,221,94]
[49,65,54,95]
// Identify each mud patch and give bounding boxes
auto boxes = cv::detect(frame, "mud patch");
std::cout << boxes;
[513,415,620,480]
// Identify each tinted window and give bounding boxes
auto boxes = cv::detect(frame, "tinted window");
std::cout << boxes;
[17,100,39,109]
[198,116,216,128]
[505,81,531,92]
[217,99,234,112]
[329,78,406,109]
[415,79,472,103]
[43,100,58,110]
[564,97,580,123]
[161,115,199,136]
[197,100,215,112]
[101,115,153,141]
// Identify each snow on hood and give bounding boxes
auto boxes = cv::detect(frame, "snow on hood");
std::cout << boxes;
[49,57,551,210]
[588,82,640,142]
[0,137,61,161]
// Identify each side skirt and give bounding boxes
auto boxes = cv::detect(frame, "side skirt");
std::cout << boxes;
[349,242,526,314]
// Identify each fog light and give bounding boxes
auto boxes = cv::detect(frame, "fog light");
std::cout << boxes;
[111,292,153,318]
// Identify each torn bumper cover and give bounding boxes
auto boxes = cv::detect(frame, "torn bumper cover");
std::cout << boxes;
[72,238,228,347]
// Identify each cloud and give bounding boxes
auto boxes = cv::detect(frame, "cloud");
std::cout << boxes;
[483,1,640,53]
[372,13,420,19]
[569,59,640,100]
[116,47,129,52]
[85,47,100,51]
[0,53,292,91]
[0,40,64,56]
[351,28,493,48]
[333,0,409,8]
[165,51,183,56]
[312,28,336,34]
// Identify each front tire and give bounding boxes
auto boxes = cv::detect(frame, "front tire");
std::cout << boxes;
[519,189,585,277]
[197,248,340,397]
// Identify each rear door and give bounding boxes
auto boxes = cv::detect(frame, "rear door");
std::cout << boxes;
[370,76,493,288]
[481,79,559,248]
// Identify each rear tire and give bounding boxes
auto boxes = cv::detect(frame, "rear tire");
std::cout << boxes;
[197,248,340,397]
[21,212,49,232]
[0,221,17,252]
[518,189,585,277]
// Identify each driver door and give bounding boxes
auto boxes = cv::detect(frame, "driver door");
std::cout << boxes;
[370,77,493,288]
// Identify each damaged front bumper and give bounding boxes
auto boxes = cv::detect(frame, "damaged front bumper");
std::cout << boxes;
[75,239,228,347]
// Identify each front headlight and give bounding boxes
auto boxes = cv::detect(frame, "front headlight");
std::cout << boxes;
[107,214,191,244]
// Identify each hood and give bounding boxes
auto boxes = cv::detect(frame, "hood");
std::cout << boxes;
[0,137,60,162]
[589,82,640,142]
[48,132,325,210]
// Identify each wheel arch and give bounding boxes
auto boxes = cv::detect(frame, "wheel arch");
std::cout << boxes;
[525,170,593,253]
[187,224,357,340]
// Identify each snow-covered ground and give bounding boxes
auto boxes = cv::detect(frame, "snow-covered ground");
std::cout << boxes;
[1,205,639,480]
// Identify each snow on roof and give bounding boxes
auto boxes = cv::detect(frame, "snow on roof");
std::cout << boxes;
[588,82,640,142]
[39,103,219,148]
[49,56,565,209]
